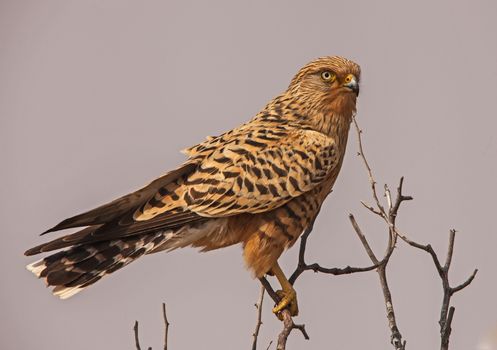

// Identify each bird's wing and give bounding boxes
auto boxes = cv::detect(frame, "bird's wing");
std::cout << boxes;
[41,162,198,235]
[25,162,205,255]
[26,125,337,255]
[136,125,338,220]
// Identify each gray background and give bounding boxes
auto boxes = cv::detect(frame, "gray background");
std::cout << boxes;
[1,1,496,349]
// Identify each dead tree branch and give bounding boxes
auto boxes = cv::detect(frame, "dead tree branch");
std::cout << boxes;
[252,285,265,350]
[133,303,170,350]
[349,212,406,350]
[288,216,382,285]
[259,277,309,350]
[349,116,411,350]
[260,212,384,349]
[162,303,170,350]
[276,309,309,350]
[134,321,152,350]
[131,118,476,350]
[257,118,410,349]
[351,116,476,349]
[397,229,478,350]
[249,116,476,350]
[134,321,142,350]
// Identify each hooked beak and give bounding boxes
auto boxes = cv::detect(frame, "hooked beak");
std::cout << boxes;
[343,74,359,96]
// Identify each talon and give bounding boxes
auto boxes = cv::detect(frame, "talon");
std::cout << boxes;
[269,262,299,320]
[272,288,299,319]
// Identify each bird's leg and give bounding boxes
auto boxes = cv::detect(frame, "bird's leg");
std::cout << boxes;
[271,261,299,318]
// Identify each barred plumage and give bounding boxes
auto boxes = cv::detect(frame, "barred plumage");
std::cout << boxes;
[25,56,360,316]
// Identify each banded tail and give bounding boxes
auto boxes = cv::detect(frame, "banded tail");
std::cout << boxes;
[26,232,168,299]
[24,162,214,298]
[25,218,228,299]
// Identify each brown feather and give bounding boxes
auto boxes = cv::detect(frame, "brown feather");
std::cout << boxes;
[25,56,361,299]
[41,162,197,234]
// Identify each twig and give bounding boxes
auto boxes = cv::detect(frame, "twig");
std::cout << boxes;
[133,303,170,350]
[353,116,477,349]
[352,116,386,218]
[397,230,444,277]
[252,285,265,350]
[133,321,151,350]
[288,212,382,285]
[349,214,405,350]
[389,177,413,223]
[250,116,476,350]
[263,210,380,349]
[162,303,170,350]
[276,310,309,350]
[261,117,408,350]
[134,321,142,350]
[259,277,309,350]
[259,276,280,304]
[287,212,381,284]
[398,229,477,350]
[349,214,379,264]
[451,269,478,294]
[351,116,409,350]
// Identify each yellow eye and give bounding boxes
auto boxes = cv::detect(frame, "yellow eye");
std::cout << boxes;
[321,71,335,82]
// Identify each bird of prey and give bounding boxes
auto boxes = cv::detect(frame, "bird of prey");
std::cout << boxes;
[25,56,360,318]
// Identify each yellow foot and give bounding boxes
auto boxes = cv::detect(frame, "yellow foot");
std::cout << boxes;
[272,288,299,319]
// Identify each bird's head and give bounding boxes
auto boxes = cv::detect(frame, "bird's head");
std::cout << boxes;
[288,56,361,117]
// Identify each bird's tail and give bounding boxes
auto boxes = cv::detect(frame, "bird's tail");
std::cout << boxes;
[26,231,170,299]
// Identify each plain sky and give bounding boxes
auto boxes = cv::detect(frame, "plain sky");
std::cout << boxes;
[1,1,497,349]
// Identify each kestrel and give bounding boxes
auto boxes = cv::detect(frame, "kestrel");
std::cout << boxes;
[25,56,360,317]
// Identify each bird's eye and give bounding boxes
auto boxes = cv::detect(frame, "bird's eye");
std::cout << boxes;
[321,71,335,82]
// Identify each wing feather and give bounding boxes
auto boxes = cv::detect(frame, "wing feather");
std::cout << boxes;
[136,126,337,220]
[28,124,336,256]
[41,162,197,234]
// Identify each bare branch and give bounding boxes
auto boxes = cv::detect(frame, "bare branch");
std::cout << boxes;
[389,177,413,224]
[276,310,310,350]
[396,227,477,349]
[350,215,405,349]
[444,230,456,270]
[385,184,393,211]
[288,216,317,285]
[162,303,170,350]
[259,277,309,350]
[304,262,379,275]
[450,269,478,294]
[397,229,444,278]
[378,266,406,350]
[287,211,383,286]
[259,277,280,304]
[351,116,406,349]
[441,307,455,350]
[133,303,169,350]
[252,117,475,350]
[349,214,379,264]
[252,285,265,350]
[133,321,151,350]
[352,116,386,216]
[361,200,383,216]
[134,321,142,350]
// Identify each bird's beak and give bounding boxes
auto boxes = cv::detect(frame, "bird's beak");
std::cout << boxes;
[343,74,359,96]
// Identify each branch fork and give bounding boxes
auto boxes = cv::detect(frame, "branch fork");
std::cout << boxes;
[255,117,477,350]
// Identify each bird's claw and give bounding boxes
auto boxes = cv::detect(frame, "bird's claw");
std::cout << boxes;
[272,288,299,320]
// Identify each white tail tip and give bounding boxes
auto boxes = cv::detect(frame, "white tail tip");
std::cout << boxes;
[53,286,83,299]
[26,259,46,278]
